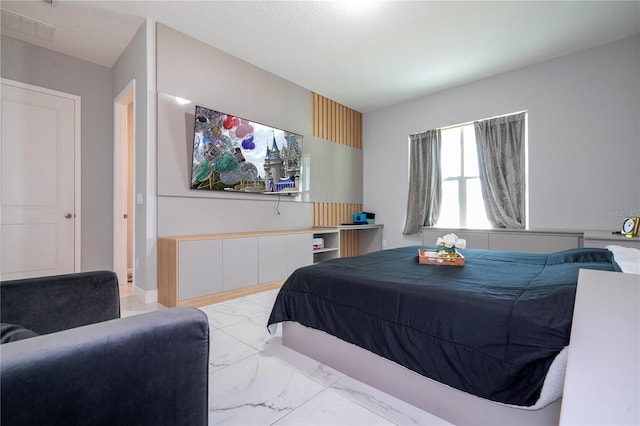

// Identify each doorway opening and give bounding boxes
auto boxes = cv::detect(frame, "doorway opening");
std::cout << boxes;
[113,80,135,297]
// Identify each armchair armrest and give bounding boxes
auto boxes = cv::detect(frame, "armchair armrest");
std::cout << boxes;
[1,307,209,426]
[0,270,120,334]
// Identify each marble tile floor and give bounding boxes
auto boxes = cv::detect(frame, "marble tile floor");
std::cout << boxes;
[120,288,452,425]
[119,282,166,317]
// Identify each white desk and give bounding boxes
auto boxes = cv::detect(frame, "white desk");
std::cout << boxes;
[560,269,640,425]
[336,224,383,254]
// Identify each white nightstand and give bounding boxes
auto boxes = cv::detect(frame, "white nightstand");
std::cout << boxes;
[583,230,640,249]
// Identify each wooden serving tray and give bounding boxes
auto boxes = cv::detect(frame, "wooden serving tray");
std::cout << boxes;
[418,249,465,266]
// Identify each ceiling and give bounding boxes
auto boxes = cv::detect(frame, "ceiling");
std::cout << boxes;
[2,1,639,112]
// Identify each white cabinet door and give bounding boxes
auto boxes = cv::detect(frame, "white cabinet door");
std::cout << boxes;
[583,231,640,249]
[488,233,580,253]
[223,237,258,291]
[287,233,313,275]
[179,239,223,300]
[258,235,288,284]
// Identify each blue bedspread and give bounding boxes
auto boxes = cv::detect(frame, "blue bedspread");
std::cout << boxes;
[267,246,620,406]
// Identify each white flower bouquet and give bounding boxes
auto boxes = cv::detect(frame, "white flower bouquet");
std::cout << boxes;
[436,233,466,257]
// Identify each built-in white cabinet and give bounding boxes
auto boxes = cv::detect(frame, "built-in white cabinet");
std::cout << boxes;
[258,233,312,280]
[312,229,340,263]
[314,224,384,260]
[583,230,640,250]
[223,237,259,292]
[158,226,385,307]
[158,229,316,307]
[287,233,313,273]
[488,232,582,253]
[259,235,288,284]
[178,239,223,300]
[421,228,583,253]
[422,227,640,253]
[422,229,489,250]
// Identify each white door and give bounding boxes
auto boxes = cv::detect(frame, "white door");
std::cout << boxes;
[1,80,80,280]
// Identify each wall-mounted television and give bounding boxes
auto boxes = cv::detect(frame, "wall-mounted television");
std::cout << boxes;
[190,105,303,194]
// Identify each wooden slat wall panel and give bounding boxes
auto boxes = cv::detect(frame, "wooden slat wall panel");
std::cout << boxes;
[312,202,362,227]
[312,92,363,149]
[340,230,359,258]
[311,92,363,257]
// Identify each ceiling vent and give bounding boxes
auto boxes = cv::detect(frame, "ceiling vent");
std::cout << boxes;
[1,9,56,41]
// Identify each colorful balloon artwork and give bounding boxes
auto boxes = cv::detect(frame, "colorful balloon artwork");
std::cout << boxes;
[193,160,211,181]
[241,136,255,150]
[190,104,302,193]
[214,152,238,173]
[235,122,253,139]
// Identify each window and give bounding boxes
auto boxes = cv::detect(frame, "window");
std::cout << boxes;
[403,111,527,235]
[436,124,491,229]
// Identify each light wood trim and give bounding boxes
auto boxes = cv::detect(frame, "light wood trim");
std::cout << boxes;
[157,237,178,307]
[177,280,285,308]
[160,228,316,241]
[312,92,362,149]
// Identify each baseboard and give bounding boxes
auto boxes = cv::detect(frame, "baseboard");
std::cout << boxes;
[133,285,158,304]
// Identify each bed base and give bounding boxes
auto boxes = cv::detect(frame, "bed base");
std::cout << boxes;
[283,321,561,426]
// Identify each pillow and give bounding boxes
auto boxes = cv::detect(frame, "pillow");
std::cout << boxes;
[606,245,640,274]
[0,323,39,344]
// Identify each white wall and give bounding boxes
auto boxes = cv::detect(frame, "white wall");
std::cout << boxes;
[112,22,157,294]
[1,35,114,271]
[364,35,640,249]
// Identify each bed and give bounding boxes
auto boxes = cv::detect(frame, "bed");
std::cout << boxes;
[267,246,622,425]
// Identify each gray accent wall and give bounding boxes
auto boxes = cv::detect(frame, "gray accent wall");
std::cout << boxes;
[364,35,640,249]
[155,24,363,238]
[155,23,311,235]
[1,35,114,271]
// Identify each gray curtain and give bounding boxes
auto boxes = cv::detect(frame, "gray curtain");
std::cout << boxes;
[402,129,442,234]
[474,113,526,229]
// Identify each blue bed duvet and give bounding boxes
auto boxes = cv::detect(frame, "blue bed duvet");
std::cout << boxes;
[267,246,620,406]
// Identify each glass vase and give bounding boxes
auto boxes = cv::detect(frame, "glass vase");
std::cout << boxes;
[438,249,458,261]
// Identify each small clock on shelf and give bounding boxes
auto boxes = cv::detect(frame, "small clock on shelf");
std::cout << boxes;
[621,217,640,237]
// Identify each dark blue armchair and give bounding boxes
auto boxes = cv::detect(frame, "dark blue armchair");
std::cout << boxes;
[0,271,209,426]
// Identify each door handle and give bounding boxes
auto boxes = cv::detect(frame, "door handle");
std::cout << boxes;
[65,213,73,219]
